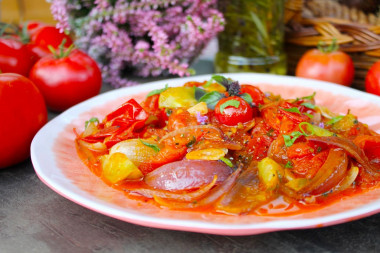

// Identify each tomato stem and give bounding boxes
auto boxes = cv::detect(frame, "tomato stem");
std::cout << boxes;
[317,38,339,53]
[48,38,75,59]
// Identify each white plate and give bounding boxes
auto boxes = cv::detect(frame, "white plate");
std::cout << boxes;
[31,73,380,236]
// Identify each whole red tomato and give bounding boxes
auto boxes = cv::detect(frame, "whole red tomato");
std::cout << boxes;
[26,23,73,63]
[0,73,47,168]
[365,61,380,96]
[296,45,354,86]
[214,96,253,126]
[0,38,34,76]
[29,49,102,111]
[30,25,73,51]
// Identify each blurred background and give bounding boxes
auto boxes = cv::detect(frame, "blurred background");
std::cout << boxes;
[0,0,54,24]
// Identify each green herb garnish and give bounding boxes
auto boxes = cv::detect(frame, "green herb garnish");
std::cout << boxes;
[301,92,316,100]
[240,93,253,105]
[285,161,293,168]
[301,102,316,109]
[220,99,240,113]
[327,115,344,125]
[85,117,99,128]
[199,91,225,109]
[146,84,169,97]
[282,107,301,115]
[220,157,234,167]
[283,131,304,147]
[139,139,160,152]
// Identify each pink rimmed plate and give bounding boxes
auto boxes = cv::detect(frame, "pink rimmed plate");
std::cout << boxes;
[31,73,380,236]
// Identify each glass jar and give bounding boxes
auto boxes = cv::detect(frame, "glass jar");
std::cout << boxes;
[215,0,287,74]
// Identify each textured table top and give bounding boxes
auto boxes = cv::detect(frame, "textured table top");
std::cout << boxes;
[1,60,379,253]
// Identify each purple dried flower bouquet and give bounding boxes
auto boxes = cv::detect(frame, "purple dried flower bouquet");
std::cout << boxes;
[49,0,225,87]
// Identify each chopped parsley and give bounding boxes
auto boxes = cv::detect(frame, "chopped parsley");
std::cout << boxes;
[220,157,234,167]
[139,139,160,152]
[282,107,301,115]
[327,115,344,125]
[85,117,99,128]
[285,161,293,168]
[301,102,316,109]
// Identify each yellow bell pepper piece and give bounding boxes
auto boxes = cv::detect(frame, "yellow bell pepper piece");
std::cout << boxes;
[258,157,284,190]
[102,152,143,184]
[186,148,228,160]
[187,102,208,115]
[159,87,198,108]
[203,82,226,93]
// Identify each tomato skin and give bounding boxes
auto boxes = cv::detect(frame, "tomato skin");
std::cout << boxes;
[30,26,73,51]
[296,49,354,86]
[365,61,380,96]
[0,73,47,168]
[240,84,264,105]
[0,38,34,76]
[29,49,102,112]
[214,96,253,126]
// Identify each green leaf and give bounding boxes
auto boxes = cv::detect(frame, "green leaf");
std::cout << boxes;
[85,117,99,128]
[301,102,316,109]
[220,99,240,113]
[211,75,229,86]
[240,93,253,105]
[301,92,316,100]
[139,139,160,152]
[220,157,234,168]
[327,115,344,125]
[285,161,293,168]
[194,87,206,100]
[146,84,168,97]
[304,113,314,119]
[282,107,301,115]
[283,131,305,147]
[199,91,225,110]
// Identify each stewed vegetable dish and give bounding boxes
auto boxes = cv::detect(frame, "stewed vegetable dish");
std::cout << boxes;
[75,76,380,215]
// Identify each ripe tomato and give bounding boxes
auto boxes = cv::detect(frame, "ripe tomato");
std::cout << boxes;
[296,47,354,86]
[365,61,380,96]
[0,38,34,76]
[240,84,264,105]
[214,96,253,126]
[29,49,102,111]
[30,25,73,51]
[26,23,73,63]
[0,73,47,168]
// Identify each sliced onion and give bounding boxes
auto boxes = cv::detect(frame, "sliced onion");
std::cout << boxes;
[77,140,107,152]
[129,176,217,202]
[307,136,379,177]
[144,160,233,191]
[333,166,359,192]
[304,148,348,195]
[109,139,159,166]
[153,166,242,209]
[318,106,338,119]
[216,163,273,214]
[267,136,288,164]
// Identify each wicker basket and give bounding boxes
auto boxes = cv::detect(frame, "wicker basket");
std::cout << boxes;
[285,0,380,90]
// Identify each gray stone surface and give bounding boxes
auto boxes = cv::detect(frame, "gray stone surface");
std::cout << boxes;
[1,60,379,253]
